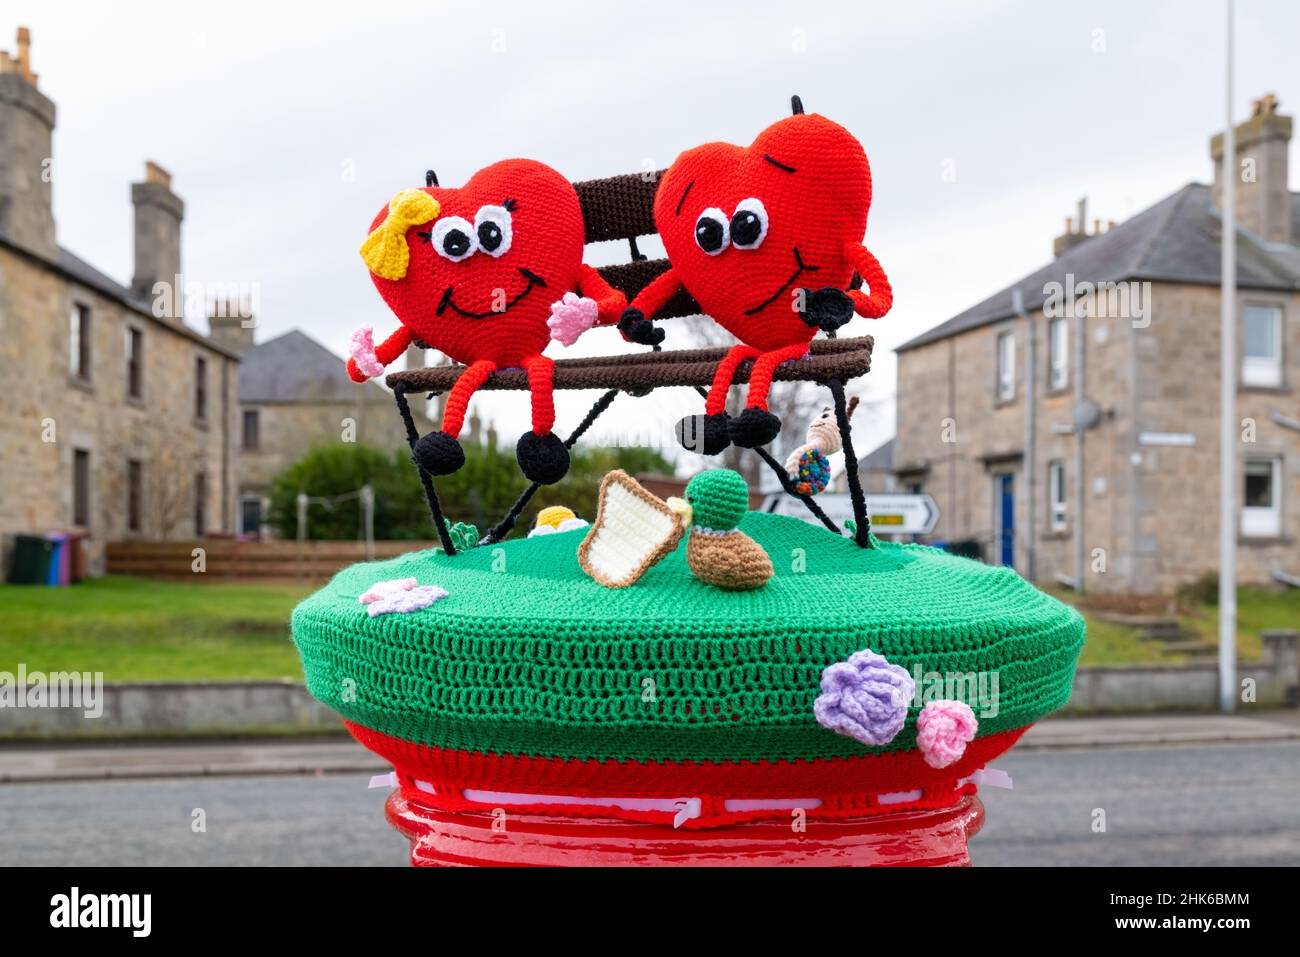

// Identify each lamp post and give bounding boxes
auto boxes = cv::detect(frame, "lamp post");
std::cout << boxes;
[1218,0,1238,713]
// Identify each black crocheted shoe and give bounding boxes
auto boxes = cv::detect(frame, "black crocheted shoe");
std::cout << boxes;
[729,407,782,448]
[675,413,731,455]
[517,431,570,485]
[413,431,466,475]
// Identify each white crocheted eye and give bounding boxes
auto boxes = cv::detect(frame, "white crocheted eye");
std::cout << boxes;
[730,197,768,250]
[694,207,729,256]
[430,216,477,262]
[474,205,513,258]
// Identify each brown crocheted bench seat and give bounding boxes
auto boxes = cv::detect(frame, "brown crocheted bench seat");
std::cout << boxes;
[386,335,873,394]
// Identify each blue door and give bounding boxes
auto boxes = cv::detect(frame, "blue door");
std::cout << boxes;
[997,474,1015,568]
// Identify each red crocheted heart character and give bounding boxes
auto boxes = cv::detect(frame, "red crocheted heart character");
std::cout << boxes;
[350,159,624,484]
[619,97,893,454]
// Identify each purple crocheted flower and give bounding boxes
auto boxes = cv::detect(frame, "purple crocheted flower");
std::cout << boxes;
[814,649,915,747]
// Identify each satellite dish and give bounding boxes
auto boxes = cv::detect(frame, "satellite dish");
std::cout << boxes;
[1072,398,1102,431]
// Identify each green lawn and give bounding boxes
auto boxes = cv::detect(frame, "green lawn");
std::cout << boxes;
[1049,586,1298,667]
[1,575,1294,680]
[0,576,311,680]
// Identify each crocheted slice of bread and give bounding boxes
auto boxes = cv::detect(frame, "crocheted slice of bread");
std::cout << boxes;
[578,470,684,588]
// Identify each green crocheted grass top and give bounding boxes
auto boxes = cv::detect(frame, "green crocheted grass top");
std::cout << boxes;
[292,512,1084,763]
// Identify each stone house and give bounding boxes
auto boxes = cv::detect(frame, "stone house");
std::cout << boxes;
[0,29,239,575]
[893,96,1300,594]
[210,325,434,535]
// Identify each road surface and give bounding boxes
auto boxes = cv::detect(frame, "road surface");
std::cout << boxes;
[1,741,1296,866]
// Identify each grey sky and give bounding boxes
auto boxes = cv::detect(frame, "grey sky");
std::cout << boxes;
[10,0,1299,461]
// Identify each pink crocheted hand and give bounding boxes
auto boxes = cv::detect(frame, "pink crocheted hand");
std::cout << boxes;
[349,324,386,380]
[547,292,599,347]
[916,700,978,768]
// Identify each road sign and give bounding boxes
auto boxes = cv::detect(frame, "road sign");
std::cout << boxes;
[761,492,939,536]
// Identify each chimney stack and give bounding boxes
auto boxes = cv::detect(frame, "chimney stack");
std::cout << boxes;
[208,301,256,356]
[1211,94,1292,244]
[131,160,185,317]
[1053,196,1099,257]
[0,27,57,258]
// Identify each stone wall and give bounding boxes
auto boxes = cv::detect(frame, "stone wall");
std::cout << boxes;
[895,280,1300,593]
[0,244,237,575]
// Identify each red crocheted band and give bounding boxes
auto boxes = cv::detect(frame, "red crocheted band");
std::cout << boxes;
[346,721,1028,829]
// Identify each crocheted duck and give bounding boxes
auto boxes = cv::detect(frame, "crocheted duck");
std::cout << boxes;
[783,396,858,495]
[668,470,773,591]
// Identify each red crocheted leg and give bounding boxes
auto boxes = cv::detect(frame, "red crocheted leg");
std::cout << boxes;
[744,342,810,411]
[438,360,496,438]
[704,345,760,416]
[521,354,556,436]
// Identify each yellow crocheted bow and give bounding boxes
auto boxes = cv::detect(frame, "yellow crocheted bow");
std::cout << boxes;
[360,189,441,280]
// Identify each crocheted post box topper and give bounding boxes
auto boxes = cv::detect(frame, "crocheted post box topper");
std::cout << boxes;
[618,97,893,455]
[350,159,626,485]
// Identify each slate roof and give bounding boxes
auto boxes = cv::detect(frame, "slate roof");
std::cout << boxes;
[0,233,242,359]
[856,437,895,473]
[239,329,395,404]
[897,183,1300,352]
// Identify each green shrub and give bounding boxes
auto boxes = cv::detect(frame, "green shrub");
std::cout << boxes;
[268,440,672,541]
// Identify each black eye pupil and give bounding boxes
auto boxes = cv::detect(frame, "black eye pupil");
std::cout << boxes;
[477,221,502,252]
[731,210,762,247]
[443,229,470,257]
[696,217,725,252]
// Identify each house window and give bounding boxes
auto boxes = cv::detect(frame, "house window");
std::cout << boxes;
[240,496,263,535]
[1048,317,1068,390]
[1048,460,1067,531]
[1242,305,1282,387]
[996,331,1016,401]
[194,472,208,537]
[70,303,92,381]
[73,449,91,527]
[1241,457,1281,538]
[127,459,143,532]
[242,409,260,451]
[194,356,208,421]
[126,327,144,399]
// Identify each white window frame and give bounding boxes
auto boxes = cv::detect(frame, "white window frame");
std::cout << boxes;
[1048,460,1067,531]
[1240,456,1282,538]
[1048,317,1069,390]
[1241,304,1283,388]
[996,330,1016,401]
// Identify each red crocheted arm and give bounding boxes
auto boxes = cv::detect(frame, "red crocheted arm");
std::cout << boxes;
[576,263,627,325]
[346,324,413,383]
[844,243,893,320]
[625,267,684,323]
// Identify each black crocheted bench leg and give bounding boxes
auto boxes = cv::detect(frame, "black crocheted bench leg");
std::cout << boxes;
[828,378,872,548]
[751,445,842,536]
[480,388,621,546]
[393,386,457,556]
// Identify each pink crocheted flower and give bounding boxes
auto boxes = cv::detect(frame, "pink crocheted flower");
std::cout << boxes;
[916,700,978,768]
[547,292,599,346]
[359,577,448,617]
[813,649,915,747]
[349,324,385,379]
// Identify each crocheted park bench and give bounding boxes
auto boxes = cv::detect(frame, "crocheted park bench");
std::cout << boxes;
[384,171,876,553]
